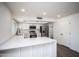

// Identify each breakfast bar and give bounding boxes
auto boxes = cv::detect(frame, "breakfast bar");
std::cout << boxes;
[0,36,57,57]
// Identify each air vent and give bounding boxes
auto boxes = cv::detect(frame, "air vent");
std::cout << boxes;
[36,17,43,19]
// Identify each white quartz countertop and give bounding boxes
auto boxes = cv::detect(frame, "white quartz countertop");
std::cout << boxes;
[0,36,56,50]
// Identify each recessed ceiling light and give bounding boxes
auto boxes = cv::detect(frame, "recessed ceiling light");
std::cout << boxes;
[57,14,61,18]
[21,9,25,12]
[43,12,46,16]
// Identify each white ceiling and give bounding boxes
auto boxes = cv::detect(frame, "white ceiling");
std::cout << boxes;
[5,2,79,22]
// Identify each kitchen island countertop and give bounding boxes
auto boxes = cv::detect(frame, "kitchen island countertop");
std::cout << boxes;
[0,36,57,50]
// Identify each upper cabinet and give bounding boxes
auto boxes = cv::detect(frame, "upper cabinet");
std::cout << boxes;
[18,24,29,29]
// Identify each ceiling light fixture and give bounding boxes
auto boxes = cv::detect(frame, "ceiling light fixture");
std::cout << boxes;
[21,9,25,12]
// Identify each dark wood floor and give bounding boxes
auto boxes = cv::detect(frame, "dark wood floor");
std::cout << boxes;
[57,44,79,57]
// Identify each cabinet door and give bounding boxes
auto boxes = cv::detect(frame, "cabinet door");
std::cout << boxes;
[43,43,56,57]
[20,46,32,57]
[42,43,51,57]
[32,45,43,57]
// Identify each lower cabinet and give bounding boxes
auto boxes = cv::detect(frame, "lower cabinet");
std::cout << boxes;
[0,42,56,57]
[20,46,32,57]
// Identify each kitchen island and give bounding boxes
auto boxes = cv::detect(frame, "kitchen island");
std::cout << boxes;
[0,36,57,57]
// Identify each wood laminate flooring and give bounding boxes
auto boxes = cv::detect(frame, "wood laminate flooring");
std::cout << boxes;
[57,44,79,57]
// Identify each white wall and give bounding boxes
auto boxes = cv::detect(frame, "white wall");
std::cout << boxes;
[54,13,79,52]
[0,3,12,44]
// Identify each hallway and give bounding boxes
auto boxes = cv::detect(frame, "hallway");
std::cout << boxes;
[57,44,79,57]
